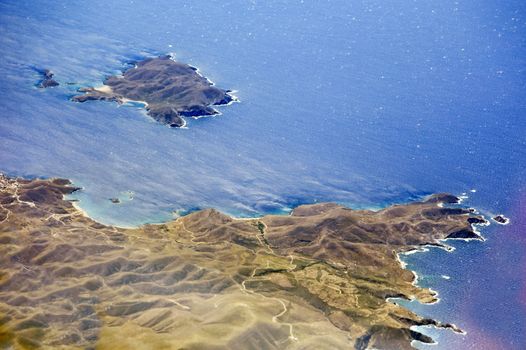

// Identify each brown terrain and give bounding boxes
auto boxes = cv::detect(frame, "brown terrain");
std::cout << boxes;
[71,55,235,127]
[0,174,487,349]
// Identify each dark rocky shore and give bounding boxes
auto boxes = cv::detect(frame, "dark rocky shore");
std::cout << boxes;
[72,55,236,127]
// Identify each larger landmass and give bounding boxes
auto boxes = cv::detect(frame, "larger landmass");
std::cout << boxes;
[0,174,487,349]
[72,55,236,127]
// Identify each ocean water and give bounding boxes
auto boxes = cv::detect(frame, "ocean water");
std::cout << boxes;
[0,0,525,348]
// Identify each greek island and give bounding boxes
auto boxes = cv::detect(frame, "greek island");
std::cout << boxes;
[72,55,235,127]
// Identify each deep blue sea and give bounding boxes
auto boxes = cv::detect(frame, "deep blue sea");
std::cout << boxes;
[1,1,525,348]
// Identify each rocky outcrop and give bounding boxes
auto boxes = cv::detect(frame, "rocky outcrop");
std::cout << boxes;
[36,69,59,88]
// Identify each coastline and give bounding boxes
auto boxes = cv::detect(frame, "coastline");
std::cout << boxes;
[393,212,492,347]
[0,173,495,349]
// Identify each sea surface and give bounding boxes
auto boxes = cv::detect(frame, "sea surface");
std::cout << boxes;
[0,0,525,348]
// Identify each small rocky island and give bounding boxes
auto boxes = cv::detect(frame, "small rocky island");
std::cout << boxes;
[492,214,510,225]
[0,174,488,349]
[36,69,59,88]
[72,55,236,127]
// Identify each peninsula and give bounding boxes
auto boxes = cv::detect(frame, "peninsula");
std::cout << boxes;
[0,174,487,349]
[72,55,236,127]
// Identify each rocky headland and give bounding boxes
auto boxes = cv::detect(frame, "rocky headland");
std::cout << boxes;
[71,55,236,127]
[0,174,487,349]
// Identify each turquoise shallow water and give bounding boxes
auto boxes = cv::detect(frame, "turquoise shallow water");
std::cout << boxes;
[0,0,525,348]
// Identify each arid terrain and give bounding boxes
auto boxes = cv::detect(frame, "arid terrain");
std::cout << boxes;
[0,174,486,349]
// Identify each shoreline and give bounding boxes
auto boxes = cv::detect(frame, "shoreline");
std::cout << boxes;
[55,174,499,348]
[393,210,492,346]
[0,172,495,349]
